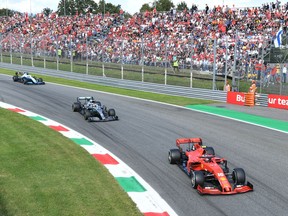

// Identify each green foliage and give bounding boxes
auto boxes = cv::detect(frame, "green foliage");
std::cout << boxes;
[140,3,153,12]
[42,7,53,16]
[177,1,188,11]
[105,3,121,14]
[57,0,99,15]
[139,0,174,13]
[98,0,122,15]
[155,0,174,12]
[0,8,16,16]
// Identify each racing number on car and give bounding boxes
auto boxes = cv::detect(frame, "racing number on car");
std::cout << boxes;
[217,173,225,177]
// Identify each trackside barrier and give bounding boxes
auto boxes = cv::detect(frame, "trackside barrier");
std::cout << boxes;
[244,93,255,106]
[227,92,288,110]
[0,62,227,102]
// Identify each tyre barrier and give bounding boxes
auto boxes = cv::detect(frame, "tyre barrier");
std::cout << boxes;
[245,93,255,106]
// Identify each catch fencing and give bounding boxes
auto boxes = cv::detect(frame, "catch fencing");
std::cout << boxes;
[0,31,287,95]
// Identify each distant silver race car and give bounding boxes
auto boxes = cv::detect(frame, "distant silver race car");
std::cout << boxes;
[13,71,45,85]
[72,96,118,122]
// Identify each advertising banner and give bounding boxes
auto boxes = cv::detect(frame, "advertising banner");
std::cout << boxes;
[268,94,288,110]
[226,92,245,106]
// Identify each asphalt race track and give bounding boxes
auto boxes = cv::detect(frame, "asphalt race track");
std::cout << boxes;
[1,74,288,216]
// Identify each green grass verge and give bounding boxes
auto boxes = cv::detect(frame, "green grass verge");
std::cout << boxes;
[0,108,142,216]
[0,68,218,106]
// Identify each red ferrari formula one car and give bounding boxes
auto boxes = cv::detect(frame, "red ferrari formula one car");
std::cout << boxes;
[168,138,253,195]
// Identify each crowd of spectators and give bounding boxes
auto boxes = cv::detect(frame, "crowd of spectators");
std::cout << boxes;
[1,1,288,80]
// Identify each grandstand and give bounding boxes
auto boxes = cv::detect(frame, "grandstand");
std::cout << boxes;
[0,1,288,95]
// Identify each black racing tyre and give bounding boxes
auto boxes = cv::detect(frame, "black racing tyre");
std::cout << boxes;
[205,147,215,155]
[72,102,81,112]
[232,168,246,185]
[108,108,116,117]
[23,79,28,84]
[168,149,181,164]
[102,105,108,113]
[84,110,91,120]
[191,171,205,189]
[12,76,18,82]
[38,78,43,82]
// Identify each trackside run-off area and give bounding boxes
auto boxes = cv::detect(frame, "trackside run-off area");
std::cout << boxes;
[0,101,177,216]
[185,105,288,133]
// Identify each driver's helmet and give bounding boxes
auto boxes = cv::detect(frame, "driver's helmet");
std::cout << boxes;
[191,144,196,151]
[90,100,97,107]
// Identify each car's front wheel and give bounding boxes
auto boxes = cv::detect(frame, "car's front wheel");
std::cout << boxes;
[108,108,116,117]
[84,110,91,120]
[232,168,246,185]
[191,171,204,189]
[72,102,81,112]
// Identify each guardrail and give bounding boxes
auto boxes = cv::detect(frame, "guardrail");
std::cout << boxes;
[0,62,227,102]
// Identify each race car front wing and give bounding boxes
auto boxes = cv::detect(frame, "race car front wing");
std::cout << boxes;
[197,181,253,195]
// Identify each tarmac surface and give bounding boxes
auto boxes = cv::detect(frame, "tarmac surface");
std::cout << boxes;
[1,73,288,216]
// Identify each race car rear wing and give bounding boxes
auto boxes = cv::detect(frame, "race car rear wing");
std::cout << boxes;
[77,96,94,101]
[176,138,202,148]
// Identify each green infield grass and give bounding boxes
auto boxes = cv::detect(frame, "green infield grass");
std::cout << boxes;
[0,108,142,216]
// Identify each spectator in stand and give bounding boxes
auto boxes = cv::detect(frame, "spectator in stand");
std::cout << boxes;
[0,0,286,78]
[282,64,287,83]
[205,4,209,14]
[270,65,277,84]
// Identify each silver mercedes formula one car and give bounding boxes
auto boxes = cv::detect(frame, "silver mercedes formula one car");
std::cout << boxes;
[72,96,118,122]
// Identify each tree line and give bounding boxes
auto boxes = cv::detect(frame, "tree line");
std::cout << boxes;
[0,0,194,17]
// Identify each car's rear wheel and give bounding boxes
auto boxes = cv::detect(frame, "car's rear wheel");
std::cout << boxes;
[84,110,91,120]
[72,102,81,112]
[191,171,204,189]
[168,149,181,164]
[12,76,18,82]
[108,108,116,117]
[232,168,246,185]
